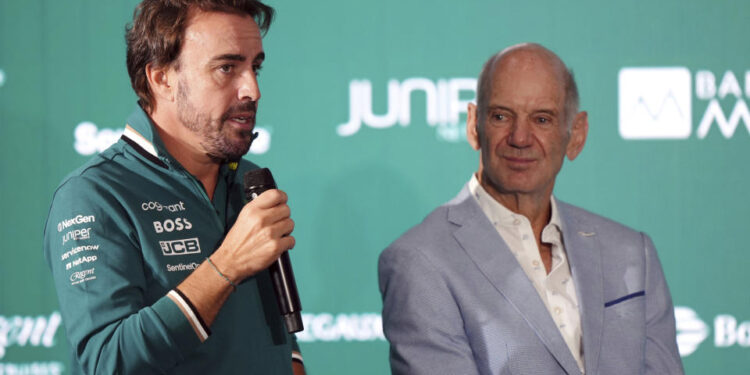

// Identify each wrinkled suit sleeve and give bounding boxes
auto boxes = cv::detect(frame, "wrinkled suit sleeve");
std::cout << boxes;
[642,234,684,374]
[43,176,203,375]
[378,243,481,375]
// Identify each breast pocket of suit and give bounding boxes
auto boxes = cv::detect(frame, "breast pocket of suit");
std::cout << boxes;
[604,290,645,320]
[600,290,647,369]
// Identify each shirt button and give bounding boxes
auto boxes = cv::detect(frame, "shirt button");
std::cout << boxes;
[513,219,521,225]
[532,260,540,267]
[554,307,562,315]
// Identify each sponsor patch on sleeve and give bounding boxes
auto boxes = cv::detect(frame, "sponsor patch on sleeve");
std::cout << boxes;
[69,267,96,286]
[57,214,95,232]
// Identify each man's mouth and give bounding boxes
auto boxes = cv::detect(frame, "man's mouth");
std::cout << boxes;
[230,116,253,124]
[502,155,537,170]
[504,156,535,163]
[225,112,256,130]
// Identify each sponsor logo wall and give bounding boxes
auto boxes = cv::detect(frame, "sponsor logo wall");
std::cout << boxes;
[73,122,273,156]
[0,313,65,375]
[1,1,747,374]
[619,67,750,140]
[336,78,475,142]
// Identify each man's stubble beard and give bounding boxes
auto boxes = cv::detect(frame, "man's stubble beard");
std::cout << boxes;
[176,79,255,162]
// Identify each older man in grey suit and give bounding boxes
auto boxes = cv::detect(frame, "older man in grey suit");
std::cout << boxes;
[378,43,684,375]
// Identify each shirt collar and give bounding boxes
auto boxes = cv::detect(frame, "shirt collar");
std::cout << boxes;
[468,173,562,232]
[121,104,171,164]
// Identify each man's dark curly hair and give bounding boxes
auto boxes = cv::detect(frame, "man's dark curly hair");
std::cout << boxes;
[125,0,274,112]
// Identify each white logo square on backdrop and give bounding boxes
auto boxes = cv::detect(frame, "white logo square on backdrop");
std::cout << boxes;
[618,67,692,140]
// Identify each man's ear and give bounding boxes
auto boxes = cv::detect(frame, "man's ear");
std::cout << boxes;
[145,63,175,104]
[566,111,588,161]
[467,103,481,151]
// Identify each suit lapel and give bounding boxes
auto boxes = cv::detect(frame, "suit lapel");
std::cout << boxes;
[558,202,604,374]
[448,188,582,375]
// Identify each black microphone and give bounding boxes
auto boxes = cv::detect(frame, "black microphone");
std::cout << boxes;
[243,168,303,333]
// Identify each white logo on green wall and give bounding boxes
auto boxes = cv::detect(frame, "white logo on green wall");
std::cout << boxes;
[337,78,476,141]
[296,313,385,342]
[0,69,5,87]
[675,306,750,357]
[73,122,272,155]
[675,306,709,356]
[695,70,750,138]
[74,122,123,155]
[0,312,62,359]
[619,67,750,140]
[714,314,750,348]
[618,67,692,139]
[296,308,749,355]
[0,362,64,375]
[249,126,271,154]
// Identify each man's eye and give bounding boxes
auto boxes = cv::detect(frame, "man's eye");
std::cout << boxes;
[492,114,505,121]
[219,65,233,73]
[536,116,550,124]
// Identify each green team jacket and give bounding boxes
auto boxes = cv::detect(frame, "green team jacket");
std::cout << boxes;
[43,106,300,374]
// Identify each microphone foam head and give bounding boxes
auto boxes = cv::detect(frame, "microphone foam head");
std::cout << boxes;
[244,168,277,192]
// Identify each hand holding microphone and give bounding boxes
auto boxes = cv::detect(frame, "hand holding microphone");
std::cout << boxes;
[209,168,303,333]
[244,168,303,333]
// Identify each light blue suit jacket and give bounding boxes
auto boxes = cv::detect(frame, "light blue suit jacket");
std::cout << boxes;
[378,186,684,375]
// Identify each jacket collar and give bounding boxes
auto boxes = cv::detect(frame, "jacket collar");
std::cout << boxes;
[467,174,563,232]
[120,104,240,172]
[121,105,171,168]
[447,184,588,375]
[556,201,604,374]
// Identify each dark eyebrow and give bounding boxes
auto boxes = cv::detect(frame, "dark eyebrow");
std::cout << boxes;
[211,54,246,63]
[209,52,265,64]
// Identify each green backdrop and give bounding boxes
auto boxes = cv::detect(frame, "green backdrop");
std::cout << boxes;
[1,0,748,373]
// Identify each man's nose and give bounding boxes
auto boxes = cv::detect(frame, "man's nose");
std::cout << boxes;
[238,70,261,102]
[508,119,532,148]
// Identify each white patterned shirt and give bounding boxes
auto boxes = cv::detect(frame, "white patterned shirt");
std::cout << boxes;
[468,175,584,372]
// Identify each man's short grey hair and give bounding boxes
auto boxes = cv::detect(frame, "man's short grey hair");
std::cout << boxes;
[475,43,579,136]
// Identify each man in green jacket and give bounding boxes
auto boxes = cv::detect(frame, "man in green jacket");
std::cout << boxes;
[43,1,305,373]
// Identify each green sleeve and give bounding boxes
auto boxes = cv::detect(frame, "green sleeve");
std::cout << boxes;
[291,334,300,353]
[43,176,202,374]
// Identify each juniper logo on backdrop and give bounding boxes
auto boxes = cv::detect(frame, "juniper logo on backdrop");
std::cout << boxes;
[336,78,476,142]
[618,67,692,139]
